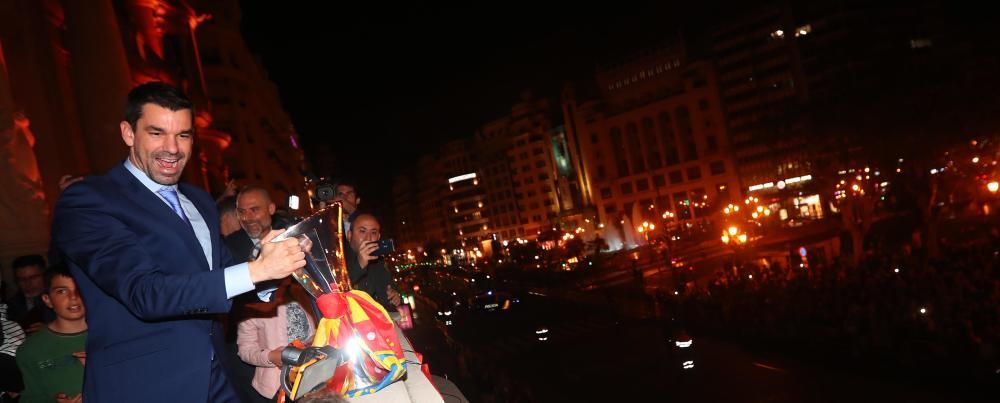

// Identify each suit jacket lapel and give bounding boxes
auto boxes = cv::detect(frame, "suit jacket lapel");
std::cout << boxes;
[110,165,210,272]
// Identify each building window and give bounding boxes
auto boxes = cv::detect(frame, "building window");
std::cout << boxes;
[669,170,683,184]
[533,215,542,222]
[710,161,726,175]
[698,99,709,111]
[687,166,702,180]
[653,175,666,188]
[625,122,645,173]
[530,202,540,209]
[706,135,718,153]
[620,182,634,194]
[691,188,708,217]
[673,191,691,220]
[543,199,553,206]
[676,106,697,161]
[717,183,730,200]
[538,173,549,181]
[636,178,650,192]
[535,160,546,168]
[640,198,653,214]
[656,195,670,211]
[642,117,662,170]
[597,165,607,180]
[532,148,544,156]
[611,127,629,177]
[600,187,612,199]
[658,112,679,165]
[605,204,617,214]
[590,133,599,144]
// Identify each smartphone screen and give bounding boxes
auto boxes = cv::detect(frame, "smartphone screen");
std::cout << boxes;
[373,238,395,256]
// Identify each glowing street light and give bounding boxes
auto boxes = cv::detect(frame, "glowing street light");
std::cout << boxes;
[989,181,999,193]
[722,225,749,246]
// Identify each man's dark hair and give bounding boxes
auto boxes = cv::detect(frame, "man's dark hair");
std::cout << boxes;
[124,82,194,129]
[11,255,45,271]
[216,195,237,215]
[333,180,358,196]
[43,263,74,292]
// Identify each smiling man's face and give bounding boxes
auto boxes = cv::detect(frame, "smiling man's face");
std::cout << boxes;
[121,103,193,185]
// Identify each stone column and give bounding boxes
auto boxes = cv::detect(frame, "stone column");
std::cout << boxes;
[62,0,133,173]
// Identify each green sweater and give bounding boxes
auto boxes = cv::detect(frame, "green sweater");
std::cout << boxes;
[15,327,86,403]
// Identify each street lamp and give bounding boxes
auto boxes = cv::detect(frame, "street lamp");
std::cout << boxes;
[721,226,748,246]
[638,221,655,241]
[988,181,999,193]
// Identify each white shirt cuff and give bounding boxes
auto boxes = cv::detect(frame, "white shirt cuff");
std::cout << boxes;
[223,263,255,299]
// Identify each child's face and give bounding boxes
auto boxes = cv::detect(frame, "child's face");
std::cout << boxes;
[42,275,85,321]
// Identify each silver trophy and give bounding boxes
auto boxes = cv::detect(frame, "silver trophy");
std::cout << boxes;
[269,203,351,298]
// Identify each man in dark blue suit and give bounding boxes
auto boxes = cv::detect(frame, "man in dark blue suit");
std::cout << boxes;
[52,82,307,403]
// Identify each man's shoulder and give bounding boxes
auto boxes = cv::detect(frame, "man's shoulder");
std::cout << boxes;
[179,182,212,200]
[224,230,251,246]
[224,230,253,260]
[55,169,127,210]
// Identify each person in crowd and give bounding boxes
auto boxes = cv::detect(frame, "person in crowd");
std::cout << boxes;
[15,265,86,403]
[331,181,361,231]
[345,214,401,311]
[223,185,311,403]
[51,81,307,402]
[237,277,316,402]
[1,284,25,402]
[226,185,288,261]
[4,255,53,334]
[217,196,242,238]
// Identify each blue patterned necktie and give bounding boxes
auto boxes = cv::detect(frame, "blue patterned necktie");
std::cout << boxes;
[157,187,190,224]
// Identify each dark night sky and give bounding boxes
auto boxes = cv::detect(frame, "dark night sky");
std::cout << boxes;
[238,1,721,209]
